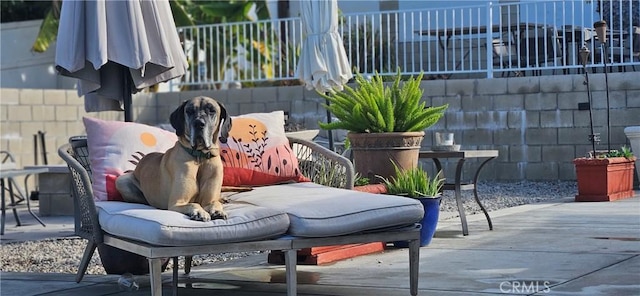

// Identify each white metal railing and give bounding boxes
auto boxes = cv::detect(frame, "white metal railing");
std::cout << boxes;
[176,0,639,89]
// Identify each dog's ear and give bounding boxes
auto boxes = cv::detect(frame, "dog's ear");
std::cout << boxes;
[170,101,187,137]
[217,101,232,144]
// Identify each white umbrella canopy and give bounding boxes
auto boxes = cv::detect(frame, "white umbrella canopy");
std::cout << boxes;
[296,0,352,92]
[55,0,188,121]
[295,0,352,149]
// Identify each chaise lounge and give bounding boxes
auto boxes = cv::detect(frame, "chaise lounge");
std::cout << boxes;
[58,119,424,296]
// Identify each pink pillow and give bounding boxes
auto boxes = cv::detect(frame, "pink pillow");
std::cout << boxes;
[83,117,178,201]
[220,111,309,186]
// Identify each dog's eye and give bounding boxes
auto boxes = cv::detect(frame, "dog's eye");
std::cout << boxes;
[185,106,195,115]
[206,105,216,114]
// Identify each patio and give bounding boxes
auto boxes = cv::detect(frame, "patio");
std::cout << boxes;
[1,192,639,295]
[1,2,639,294]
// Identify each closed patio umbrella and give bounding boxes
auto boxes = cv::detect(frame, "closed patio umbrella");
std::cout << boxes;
[55,0,187,122]
[295,0,352,150]
[53,0,187,275]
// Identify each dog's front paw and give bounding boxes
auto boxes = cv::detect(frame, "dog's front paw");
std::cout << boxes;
[188,208,212,222]
[204,203,227,220]
[211,209,228,220]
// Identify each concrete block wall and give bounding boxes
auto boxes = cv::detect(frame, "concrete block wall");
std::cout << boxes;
[0,88,124,169]
[420,72,640,181]
[1,71,639,183]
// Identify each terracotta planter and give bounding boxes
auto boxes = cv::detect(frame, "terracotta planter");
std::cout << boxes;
[268,185,389,265]
[267,242,386,265]
[573,157,636,202]
[353,183,388,194]
[348,131,425,183]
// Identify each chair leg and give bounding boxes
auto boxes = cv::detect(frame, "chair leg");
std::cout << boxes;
[184,255,193,274]
[409,239,420,296]
[149,258,164,296]
[76,240,97,283]
[172,257,179,296]
[284,249,298,296]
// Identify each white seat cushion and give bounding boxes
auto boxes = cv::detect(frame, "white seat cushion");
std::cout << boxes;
[229,183,424,237]
[96,201,290,246]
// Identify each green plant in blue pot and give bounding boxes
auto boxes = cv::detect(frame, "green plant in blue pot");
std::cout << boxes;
[381,163,444,247]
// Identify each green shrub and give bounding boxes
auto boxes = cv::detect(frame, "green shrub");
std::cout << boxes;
[319,69,448,133]
[381,162,444,198]
[605,145,634,159]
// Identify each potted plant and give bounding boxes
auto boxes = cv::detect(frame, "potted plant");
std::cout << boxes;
[319,69,448,183]
[574,43,636,202]
[624,126,640,182]
[381,163,444,247]
[574,146,636,202]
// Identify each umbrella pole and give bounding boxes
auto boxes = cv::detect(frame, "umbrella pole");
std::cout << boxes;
[123,68,133,122]
[325,97,334,151]
[124,92,133,122]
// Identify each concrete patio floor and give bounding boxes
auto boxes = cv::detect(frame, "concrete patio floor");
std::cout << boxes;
[1,192,639,295]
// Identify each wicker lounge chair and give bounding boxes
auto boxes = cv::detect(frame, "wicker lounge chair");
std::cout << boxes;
[58,136,422,296]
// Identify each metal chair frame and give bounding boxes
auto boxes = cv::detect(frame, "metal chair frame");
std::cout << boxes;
[58,136,420,296]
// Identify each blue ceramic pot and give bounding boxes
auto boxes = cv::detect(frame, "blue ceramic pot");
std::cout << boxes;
[394,197,441,247]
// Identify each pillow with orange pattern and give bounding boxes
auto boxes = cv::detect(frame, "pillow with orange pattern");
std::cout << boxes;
[83,117,178,201]
[220,111,310,186]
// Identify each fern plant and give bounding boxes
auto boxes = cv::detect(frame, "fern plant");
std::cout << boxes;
[319,69,448,133]
[381,162,444,198]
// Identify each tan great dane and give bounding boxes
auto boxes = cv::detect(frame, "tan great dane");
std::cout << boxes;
[116,96,240,221]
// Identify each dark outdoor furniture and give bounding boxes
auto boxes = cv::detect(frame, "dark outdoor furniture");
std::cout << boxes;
[492,39,521,77]
[518,27,564,76]
[419,149,499,236]
[418,23,548,77]
[0,166,47,235]
[557,25,595,71]
[609,26,640,71]
[59,136,423,296]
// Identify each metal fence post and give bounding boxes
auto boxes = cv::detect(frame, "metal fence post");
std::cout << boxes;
[486,1,494,79]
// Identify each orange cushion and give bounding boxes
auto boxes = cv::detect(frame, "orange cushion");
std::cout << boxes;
[220,111,310,186]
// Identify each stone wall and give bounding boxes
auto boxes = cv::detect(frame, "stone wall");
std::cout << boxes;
[1,71,639,182]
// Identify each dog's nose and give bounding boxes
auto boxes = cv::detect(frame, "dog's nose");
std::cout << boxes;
[194,118,206,129]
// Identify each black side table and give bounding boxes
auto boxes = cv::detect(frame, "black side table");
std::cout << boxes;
[419,150,498,236]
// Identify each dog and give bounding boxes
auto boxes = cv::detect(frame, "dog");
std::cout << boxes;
[116,96,238,221]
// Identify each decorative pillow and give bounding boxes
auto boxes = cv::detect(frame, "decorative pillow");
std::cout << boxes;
[220,111,310,186]
[83,117,178,201]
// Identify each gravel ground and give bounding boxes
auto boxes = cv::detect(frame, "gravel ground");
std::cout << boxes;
[0,180,576,275]
[439,180,577,214]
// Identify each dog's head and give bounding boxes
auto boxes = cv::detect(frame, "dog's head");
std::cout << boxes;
[170,96,232,154]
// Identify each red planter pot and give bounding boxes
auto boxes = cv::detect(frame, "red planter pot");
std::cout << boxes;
[353,183,388,194]
[268,184,389,265]
[573,157,636,202]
